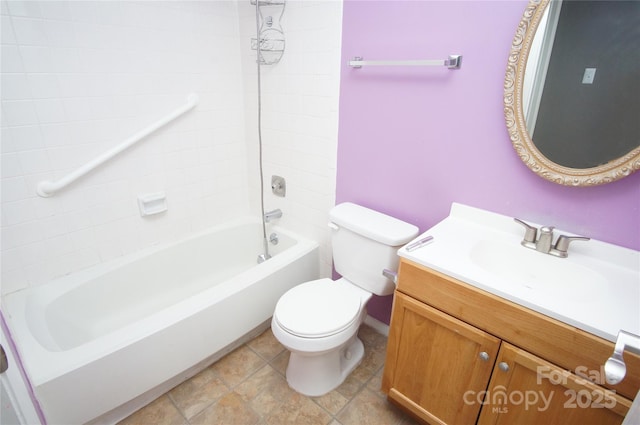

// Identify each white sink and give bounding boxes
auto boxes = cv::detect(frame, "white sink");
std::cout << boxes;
[399,203,640,342]
[469,239,608,303]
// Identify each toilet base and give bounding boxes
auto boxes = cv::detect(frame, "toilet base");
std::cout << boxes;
[285,336,365,397]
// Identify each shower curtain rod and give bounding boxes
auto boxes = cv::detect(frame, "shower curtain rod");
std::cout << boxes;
[36,94,199,198]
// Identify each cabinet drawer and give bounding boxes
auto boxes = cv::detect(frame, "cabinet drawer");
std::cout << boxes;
[397,259,640,400]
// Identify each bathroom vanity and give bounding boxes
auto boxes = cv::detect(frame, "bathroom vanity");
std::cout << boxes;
[381,204,640,425]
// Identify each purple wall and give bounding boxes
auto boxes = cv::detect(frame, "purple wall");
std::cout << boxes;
[336,0,640,324]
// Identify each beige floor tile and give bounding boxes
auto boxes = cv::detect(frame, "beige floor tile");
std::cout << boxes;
[270,349,290,375]
[235,364,283,401]
[357,328,388,370]
[189,392,260,425]
[168,366,230,419]
[311,389,350,416]
[239,364,329,423]
[235,364,299,418]
[366,367,387,398]
[264,393,332,425]
[337,388,405,425]
[247,328,285,361]
[250,375,297,418]
[117,395,185,425]
[334,372,365,400]
[351,347,386,383]
[119,324,419,425]
[210,345,266,388]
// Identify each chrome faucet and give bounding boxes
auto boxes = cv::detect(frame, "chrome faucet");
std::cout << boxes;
[514,218,589,258]
[264,209,283,222]
[536,226,555,253]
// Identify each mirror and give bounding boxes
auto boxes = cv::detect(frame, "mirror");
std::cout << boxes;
[505,0,640,186]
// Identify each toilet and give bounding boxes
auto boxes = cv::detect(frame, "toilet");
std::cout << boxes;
[271,202,419,396]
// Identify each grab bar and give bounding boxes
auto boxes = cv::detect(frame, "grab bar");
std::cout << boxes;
[36,93,199,197]
[349,55,462,69]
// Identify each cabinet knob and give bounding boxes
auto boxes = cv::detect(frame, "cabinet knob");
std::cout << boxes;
[479,351,490,362]
[498,362,510,372]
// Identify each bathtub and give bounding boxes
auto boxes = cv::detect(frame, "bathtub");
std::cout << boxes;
[1,218,319,424]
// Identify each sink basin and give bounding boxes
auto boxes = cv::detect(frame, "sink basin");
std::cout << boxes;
[399,203,640,342]
[469,239,607,302]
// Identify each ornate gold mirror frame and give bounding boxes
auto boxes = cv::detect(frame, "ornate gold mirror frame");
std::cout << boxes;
[504,0,640,186]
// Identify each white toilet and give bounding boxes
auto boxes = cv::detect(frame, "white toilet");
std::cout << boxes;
[271,202,419,396]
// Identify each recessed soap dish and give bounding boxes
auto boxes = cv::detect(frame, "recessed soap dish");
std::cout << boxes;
[137,192,167,217]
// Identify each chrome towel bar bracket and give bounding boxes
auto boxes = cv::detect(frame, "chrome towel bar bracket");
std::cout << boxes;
[349,54,462,69]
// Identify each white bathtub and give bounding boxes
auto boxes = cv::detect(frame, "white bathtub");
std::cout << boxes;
[1,218,319,424]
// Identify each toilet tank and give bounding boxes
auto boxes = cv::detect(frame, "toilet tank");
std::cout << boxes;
[329,203,419,296]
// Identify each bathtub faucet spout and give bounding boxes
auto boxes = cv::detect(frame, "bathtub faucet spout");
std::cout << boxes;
[257,253,272,263]
[264,209,283,223]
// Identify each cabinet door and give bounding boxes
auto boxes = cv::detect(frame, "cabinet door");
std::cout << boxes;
[383,292,501,425]
[477,342,631,425]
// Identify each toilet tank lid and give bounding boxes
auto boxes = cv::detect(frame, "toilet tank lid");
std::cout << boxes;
[329,203,419,246]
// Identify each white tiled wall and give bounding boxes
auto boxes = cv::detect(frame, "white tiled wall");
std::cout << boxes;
[1,0,342,295]
[239,0,342,277]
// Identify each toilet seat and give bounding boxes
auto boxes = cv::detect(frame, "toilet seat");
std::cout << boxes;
[274,279,362,338]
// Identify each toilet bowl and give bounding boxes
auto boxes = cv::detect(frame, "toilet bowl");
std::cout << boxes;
[271,203,419,396]
[272,278,372,396]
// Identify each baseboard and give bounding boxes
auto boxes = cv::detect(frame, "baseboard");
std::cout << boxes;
[364,315,389,337]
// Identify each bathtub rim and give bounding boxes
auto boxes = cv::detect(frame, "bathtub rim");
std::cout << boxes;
[1,217,319,387]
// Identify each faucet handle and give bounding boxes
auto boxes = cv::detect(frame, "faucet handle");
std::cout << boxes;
[553,234,590,257]
[514,218,537,245]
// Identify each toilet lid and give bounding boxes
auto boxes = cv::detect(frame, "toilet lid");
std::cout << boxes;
[274,279,362,338]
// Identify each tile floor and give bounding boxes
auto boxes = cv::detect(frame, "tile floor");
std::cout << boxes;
[118,325,419,425]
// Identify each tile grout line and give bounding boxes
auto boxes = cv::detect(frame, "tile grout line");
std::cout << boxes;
[242,335,366,425]
[243,340,341,424]
[118,325,415,425]
[165,392,192,425]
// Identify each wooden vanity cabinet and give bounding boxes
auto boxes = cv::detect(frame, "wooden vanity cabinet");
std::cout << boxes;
[382,259,637,425]
[384,292,500,424]
[477,343,629,425]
